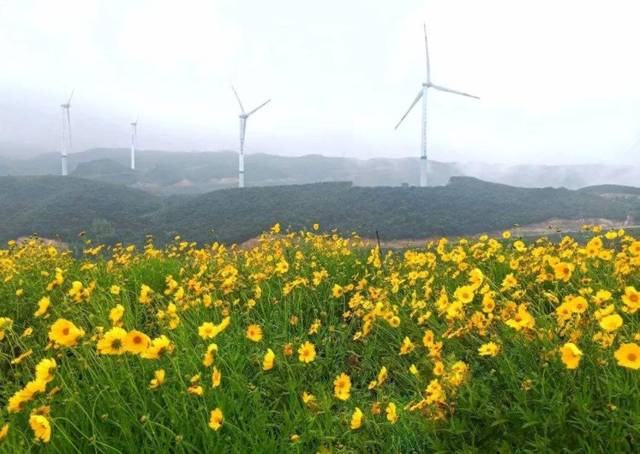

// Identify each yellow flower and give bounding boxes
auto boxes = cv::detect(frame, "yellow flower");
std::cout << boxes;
[48,318,85,347]
[209,408,223,431]
[622,286,640,313]
[302,391,316,407]
[454,285,475,304]
[198,317,231,340]
[124,330,150,355]
[502,230,511,239]
[0,424,8,442]
[202,343,219,367]
[376,366,388,386]
[34,297,50,317]
[501,273,518,291]
[149,369,165,389]
[553,262,575,282]
[187,385,203,396]
[560,342,582,369]
[139,284,153,304]
[97,327,128,355]
[275,260,289,274]
[614,343,640,369]
[198,322,216,339]
[599,313,623,332]
[385,402,398,424]
[505,305,535,331]
[426,379,446,404]
[333,373,351,401]
[246,324,263,342]
[513,240,526,252]
[350,407,363,430]
[211,367,222,388]
[478,342,500,357]
[298,341,316,363]
[141,335,173,359]
[109,304,125,326]
[399,336,414,355]
[262,349,275,371]
[369,365,388,389]
[35,358,56,384]
[29,414,51,443]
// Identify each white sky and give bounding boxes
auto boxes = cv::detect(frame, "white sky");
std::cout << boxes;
[1,0,639,165]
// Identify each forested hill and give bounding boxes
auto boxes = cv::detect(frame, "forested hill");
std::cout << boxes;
[1,175,638,246]
[153,177,638,243]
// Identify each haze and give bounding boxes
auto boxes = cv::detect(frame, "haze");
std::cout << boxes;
[1,0,639,166]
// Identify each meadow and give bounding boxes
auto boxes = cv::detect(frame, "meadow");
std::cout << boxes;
[0,224,639,452]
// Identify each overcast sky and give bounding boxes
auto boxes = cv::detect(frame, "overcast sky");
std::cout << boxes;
[1,0,639,165]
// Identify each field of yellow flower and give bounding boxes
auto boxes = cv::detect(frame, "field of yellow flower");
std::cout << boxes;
[1,224,640,452]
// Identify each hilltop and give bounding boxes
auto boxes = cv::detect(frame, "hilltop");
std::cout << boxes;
[1,175,638,246]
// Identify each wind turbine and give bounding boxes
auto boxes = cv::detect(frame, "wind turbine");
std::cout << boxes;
[130,117,138,170]
[60,89,74,176]
[231,85,271,188]
[395,24,479,187]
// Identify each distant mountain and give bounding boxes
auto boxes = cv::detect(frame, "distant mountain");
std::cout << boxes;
[1,148,638,194]
[1,175,638,246]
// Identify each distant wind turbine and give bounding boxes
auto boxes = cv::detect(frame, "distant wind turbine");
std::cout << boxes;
[231,85,271,188]
[130,117,138,170]
[395,23,479,187]
[60,89,74,176]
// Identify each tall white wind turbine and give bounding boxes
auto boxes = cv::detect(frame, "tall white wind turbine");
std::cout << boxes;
[60,89,74,176]
[130,117,138,170]
[231,85,271,188]
[395,24,479,187]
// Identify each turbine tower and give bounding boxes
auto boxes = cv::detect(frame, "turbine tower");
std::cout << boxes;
[130,118,138,170]
[395,24,479,187]
[60,89,74,176]
[231,85,271,188]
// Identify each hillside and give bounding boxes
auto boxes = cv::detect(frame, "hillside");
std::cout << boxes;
[0,176,161,244]
[1,176,638,246]
[152,177,639,244]
[2,148,639,193]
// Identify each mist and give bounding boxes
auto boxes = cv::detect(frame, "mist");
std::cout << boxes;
[1,0,640,169]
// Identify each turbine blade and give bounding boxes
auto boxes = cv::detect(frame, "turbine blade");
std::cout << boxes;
[231,85,246,114]
[394,90,423,130]
[246,99,271,116]
[424,23,431,84]
[430,84,479,99]
[67,88,75,105]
